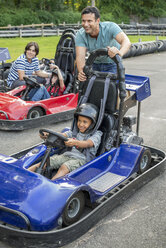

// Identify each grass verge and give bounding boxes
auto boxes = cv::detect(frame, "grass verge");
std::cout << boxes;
[0,35,166,62]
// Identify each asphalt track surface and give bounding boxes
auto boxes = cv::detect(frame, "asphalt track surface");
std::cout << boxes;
[0,52,166,248]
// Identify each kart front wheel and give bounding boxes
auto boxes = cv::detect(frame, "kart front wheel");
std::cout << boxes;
[0,85,9,93]
[62,191,85,226]
[27,107,44,119]
[138,148,151,174]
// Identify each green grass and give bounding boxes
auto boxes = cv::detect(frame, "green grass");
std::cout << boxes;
[0,36,60,62]
[0,35,166,62]
[128,35,166,43]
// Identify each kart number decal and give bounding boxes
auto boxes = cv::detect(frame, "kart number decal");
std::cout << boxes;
[0,155,17,163]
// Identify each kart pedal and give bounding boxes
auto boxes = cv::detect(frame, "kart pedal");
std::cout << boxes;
[88,172,126,193]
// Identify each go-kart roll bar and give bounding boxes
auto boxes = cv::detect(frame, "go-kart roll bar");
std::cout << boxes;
[83,48,126,147]
[83,48,126,100]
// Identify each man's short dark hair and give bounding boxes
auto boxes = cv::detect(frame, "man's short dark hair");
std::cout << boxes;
[81,6,100,20]
[24,42,39,56]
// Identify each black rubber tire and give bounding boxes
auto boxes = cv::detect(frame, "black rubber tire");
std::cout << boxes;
[27,107,44,119]
[138,148,151,174]
[0,85,8,93]
[62,191,85,226]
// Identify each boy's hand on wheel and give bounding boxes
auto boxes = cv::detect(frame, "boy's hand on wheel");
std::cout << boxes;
[40,132,48,140]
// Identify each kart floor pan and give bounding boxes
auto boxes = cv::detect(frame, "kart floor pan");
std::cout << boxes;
[0,146,165,248]
[89,172,126,192]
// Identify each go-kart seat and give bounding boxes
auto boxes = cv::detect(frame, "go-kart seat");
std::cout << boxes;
[78,75,118,156]
[97,113,117,156]
[79,75,118,115]
[54,31,76,93]
[55,33,75,75]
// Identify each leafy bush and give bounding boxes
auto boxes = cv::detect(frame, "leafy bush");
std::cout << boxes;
[12,9,40,25]
[0,8,40,26]
[0,8,81,27]
[100,13,116,22]
[0,13,12,27]
[52,11,80,25]
[37,10,54,24]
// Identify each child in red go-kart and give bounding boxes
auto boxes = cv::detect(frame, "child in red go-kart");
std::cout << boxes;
[46,64,66,97]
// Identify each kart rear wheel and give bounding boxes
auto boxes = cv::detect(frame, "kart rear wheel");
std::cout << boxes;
[27,107,44,119]
[62,191,85,226]
[138,148,151,174]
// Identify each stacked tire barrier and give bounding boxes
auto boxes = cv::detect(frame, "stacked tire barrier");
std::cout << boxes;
[123,40,166,58]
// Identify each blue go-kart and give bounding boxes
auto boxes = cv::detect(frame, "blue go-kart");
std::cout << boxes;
[0,49,165,248]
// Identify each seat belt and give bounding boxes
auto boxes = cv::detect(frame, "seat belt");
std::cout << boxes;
[91,75,110,135]
[83,76,111,162]
[78,74,97,106]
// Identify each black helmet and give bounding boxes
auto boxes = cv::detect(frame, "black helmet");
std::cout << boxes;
[74,103,99,132]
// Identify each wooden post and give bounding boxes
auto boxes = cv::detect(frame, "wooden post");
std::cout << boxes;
[41,23,44,37]
[19,29,22,38]
[42,28,44,37]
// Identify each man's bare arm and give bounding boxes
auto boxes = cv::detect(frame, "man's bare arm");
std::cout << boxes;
[107,32,131,58]
[76,46,87,81]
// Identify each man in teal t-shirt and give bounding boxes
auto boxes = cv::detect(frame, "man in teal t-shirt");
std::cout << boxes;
[75,6,131,81]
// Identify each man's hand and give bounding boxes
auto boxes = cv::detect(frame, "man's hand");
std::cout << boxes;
[107,46,122,58]
[78,71,87,82]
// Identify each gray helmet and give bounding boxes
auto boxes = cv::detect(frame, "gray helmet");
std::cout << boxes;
[52,68,59,76]
[52,68,66,82]
[74,103,99,132]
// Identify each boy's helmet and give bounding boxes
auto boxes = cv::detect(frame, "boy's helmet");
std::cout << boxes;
[74,103,99,132]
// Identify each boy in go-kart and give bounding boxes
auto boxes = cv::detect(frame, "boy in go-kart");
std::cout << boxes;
[28,103,103,179]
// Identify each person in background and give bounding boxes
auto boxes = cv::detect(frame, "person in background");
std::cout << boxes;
[7,41,51,101]
[75,6,131,81]
[7,41,51,89]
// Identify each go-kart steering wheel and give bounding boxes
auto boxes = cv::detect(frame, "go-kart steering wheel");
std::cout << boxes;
[21,77,41,100]
[39,128,68,148]
[23,77,40,88]
[34,129,68,176]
